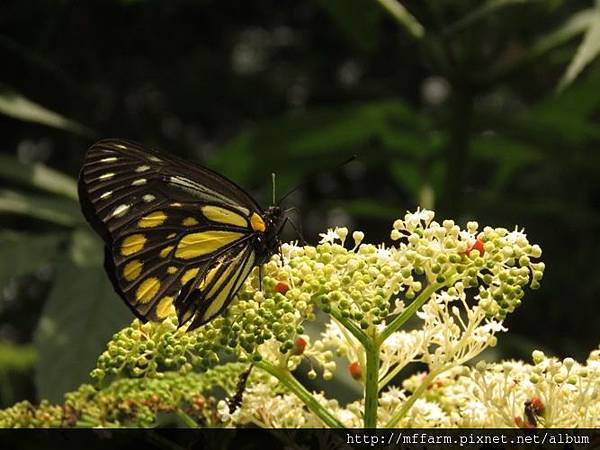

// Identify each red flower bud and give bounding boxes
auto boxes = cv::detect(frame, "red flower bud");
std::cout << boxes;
[291,337,307,355]
[275,281,289,294]
[465,238,485,257]
[349,361,362,380]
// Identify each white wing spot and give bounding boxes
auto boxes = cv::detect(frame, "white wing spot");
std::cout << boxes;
[115,144,127,149]
[99,173,115,180]
[142,194,156,203]
[112,204,130,218]
[100,191,112,199]
[136,165,151,173]
[132,179,147,186]
[148,156,161,162]
[100,157,118,163]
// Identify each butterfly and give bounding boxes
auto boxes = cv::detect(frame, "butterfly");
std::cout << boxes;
[78,139,285,331]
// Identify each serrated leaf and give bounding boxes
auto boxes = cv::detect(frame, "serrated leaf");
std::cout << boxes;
[34,229,131,402]
[0,85,94,137]
[531,7,594,57]
[558,1,600,90]
[0,189,82,226]
[0,155,78,200]
[0,231,66,287]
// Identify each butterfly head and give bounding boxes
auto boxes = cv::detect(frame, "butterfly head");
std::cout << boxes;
[255,205,285,263]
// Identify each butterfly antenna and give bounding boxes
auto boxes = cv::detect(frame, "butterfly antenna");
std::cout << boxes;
[277,154,357,205]
[272,172,276,205]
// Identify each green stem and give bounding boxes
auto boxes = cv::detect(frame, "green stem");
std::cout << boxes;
[255,360,345,428]
[378,362,406,392]
[385,369,440,427]
[318,299,370,349]
[380,282,439,344]
[175,409,200,428]
[75,418,100,427]
[363,340,380,428]
[375,0,425,40]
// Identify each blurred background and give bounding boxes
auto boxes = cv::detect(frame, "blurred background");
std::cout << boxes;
[0,0,599,408]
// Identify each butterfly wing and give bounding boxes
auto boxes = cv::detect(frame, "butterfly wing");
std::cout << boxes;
[78,139,266,328]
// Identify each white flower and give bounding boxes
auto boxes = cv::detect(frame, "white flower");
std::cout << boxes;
[217,400,232,422]
[319,228,340,244]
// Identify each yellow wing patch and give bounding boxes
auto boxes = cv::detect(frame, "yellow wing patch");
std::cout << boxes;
[198,264,221,290]
[250,212,266,232]
[156,296,175,319]
[121,234,147,256]
[175,230,244,259]
[181,268,199,285]
[182,217,199,226]
[160,245,174,258]
[202,205,248,228]
[201,252,256,322]
[123,259,143,281]
[167,266,178,274]
[138,211,167,228]
[136,277,161,304]
[206,261,237,298]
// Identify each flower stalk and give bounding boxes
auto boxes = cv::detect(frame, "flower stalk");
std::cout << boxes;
[255,360,345,428]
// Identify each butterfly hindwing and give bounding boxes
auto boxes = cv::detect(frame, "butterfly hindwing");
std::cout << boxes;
[79,139,282,329]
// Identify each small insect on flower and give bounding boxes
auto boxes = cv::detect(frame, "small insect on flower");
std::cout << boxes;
[523,396,545,428]
[78,139,288,331]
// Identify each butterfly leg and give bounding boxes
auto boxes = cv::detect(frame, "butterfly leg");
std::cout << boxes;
[285,212,307,246]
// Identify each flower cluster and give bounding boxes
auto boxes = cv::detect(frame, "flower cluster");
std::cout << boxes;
[1,209,555,428]
[210,346,600,428]
[94,210,543,385]
[385,346,600,427]
[0,363,249,427]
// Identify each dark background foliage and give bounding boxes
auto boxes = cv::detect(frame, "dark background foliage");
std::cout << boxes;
[0,0,599,406]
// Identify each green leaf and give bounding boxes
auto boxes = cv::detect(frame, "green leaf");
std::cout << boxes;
[0,85,94,137]
[534,68,600,120]
[531,7,595,58]
[488,7,595,81]
[374,0,424,40]
[212,100,422,185]
[0,342,37,374]
[0,189,82,226]
[558,0,600,90]
[389,160,422,199]
[0,155,78,200]
[315,0,383,50]
[444,0,536,35]
[0,231,66,287]
[34,229,131,402]
[470,135,544,190]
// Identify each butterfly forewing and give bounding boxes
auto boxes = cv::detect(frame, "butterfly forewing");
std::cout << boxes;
[79,139,278,330]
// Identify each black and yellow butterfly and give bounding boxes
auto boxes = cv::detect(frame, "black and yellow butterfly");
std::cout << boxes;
[78,139,285,331]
